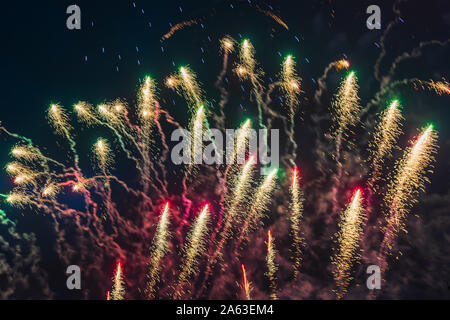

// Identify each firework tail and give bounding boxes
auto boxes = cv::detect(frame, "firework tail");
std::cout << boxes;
[147,202,171,299]
[241,264,252,300]
[265,230,278,300]
[111,261,125,300]
[289,168,305,280]
[331,189,365,299]
[234,168,278,254]
[330,71,361,216]
[378,125,437,274]
[174,204,210,299]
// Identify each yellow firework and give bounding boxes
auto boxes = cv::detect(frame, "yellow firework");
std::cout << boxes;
[147,202,172,299]
[280,55,301,112]
[94,138,113,172]
[111,261,125,300]
[416,79,450,96]
[174,204,210,299]
[334,59,350,71]
[191,105,206,165]
[42,183,60,199]
[265,230,278,300]
[176,66,203,108]
[223,155,256,236]
[241,264,252,300]
[289,168,305,279]
[5,192,30,208]
[332,189,365,299]
[331,71,361,137]
[74,102,97,125]
[220,36,235,53]
[237,39,261,81]
[381,125,438,256]
[10,146,39,161]
[239,169,278,243]
[138,76,156,124]
[368,100,404,189]
[47,104,72,135]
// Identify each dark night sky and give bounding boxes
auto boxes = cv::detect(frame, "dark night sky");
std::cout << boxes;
[0,0,449,299]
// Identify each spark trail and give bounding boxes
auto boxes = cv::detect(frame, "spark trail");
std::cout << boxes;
[289,168,305,280]
[147,202,171,299]
[265,230,278,300]
[241,264,252,300]
[379,125,438,270]
[174,204,210,299]
[368,100,404,191]
[330,71,361,215]
[235,168,278,252]
[331,189,365,299]
[111,261,125,300]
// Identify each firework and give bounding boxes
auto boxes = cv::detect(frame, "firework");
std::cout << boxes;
[236,168,278,249]
[265,230,278,300]
[280,55,301,113]
[241,264,252,300]
[0,31,442,301]
[224,155,256,228]
[178,66,203,108]
[335,59,350,71]
[416,79,450,96]
[74,102,97,125]
[147,202,172,299]
[2,192,30,208]
[231,119,252,165]
[427,80,450,95]
[332,189,365,299]
[330,71,361,215]
[380,125,438,260]
[289,168,305,279]
[214,156,256,257]
[94,138,113,173]
[111,261,125,300]
[161,20,198,41]
[48,104,72,135]
[174,204,210,299]
[191,105,206,165]
[238,39,258,80]
[220,36,235,53]
[138,76,157,124]
[332,71,361,137]
[368,100,404,190]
